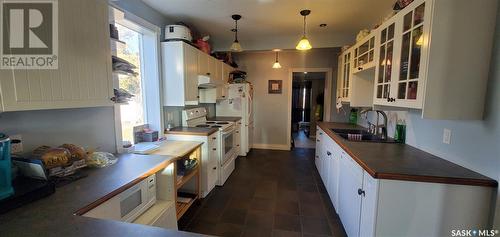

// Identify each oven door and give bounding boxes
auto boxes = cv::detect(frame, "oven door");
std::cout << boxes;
[221,128,236,165]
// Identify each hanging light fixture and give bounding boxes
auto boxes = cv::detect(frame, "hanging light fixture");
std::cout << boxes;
[296,9,312,51]
[272,50,282,69]
[230,14,243,52]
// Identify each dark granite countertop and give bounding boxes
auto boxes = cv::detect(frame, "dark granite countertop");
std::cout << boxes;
[166,126,218,136]
[0,153,206,237]
[318,122,497,187]
[207,116,242,122]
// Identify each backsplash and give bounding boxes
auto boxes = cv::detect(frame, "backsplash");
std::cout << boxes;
[163,104,216,128]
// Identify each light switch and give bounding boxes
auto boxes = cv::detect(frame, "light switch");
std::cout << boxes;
[442,129,451,144]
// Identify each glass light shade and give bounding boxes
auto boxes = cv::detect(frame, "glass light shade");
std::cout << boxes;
[230,41,242,52]
[272,61,282,69]
[296,36,312,50]
[416,35,424,46]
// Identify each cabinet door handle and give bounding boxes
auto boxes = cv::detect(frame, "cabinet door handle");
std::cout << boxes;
[326,151,332,156]
[222,96,226,98]
[319,132,323,135]
[206,72,211,76]
[317,139,320,142]
[236,131,239,133]
[212,137,216,140]
[212,148,216,151]
[358,67,363,70]
[213,167,217,170]
[358,188,365,196]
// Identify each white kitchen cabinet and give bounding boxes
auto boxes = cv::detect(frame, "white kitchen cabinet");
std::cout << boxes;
[0,0,113,112]
[315,127,324,176]
[373,20,397,105]
[337,49,352,103]
[352,33,376,73]
[325,137,340,211]
[359,172,379,237]
[197,51,210,77]
[338,150,363,237]
[162,41,199,106]
[372,0,497,119]
[234,120,242,155]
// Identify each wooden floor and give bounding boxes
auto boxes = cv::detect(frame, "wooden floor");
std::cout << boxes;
[179,148,347,237]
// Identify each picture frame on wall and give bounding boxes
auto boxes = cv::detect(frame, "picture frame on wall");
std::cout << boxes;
[268,80,282,94]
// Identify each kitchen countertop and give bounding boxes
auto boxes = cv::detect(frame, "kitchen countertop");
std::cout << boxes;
[0,152,206,237]
[166,126,218,136]
[318,122,498,187]
[207,116,242,122]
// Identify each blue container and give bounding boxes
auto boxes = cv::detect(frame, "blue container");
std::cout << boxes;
[0,134,13,200]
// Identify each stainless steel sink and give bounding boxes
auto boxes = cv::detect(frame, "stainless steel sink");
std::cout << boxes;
[331,128,398,143]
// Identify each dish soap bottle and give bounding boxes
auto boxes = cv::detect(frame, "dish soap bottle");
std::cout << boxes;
[394,119,406,144]
[349,109,358,125]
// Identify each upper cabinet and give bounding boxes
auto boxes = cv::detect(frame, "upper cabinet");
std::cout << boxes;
[339,0,497,120]
[162,41,199,106]
[337,49,352,103]
[352,33,376,73]
[0,0,113,112]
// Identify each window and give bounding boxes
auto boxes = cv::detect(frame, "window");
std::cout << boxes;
[112,8,162,151]
[116,24,146,143]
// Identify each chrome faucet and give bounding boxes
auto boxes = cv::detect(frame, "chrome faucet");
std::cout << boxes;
[360,108,388,140]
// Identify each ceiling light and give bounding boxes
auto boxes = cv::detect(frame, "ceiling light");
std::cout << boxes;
[272,50,282,69]
[296,10,312,51]
[304,72,308,74]
[230,14,243,52]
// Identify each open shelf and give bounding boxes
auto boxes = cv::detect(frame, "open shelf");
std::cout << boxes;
[176,192,198,220]
[176,165,199,190]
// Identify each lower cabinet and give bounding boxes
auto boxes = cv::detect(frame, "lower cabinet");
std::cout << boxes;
[315,126,493,237]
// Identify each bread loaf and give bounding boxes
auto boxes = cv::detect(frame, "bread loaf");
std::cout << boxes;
[38,148,71,169]
[59,144,87,161]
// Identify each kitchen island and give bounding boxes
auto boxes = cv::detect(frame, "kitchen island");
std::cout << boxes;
[0,142,207,237]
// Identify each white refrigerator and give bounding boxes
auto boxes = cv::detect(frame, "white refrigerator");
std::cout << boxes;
[216,83,253,156]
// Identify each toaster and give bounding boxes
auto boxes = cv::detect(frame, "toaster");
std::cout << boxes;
[164,25,192,41]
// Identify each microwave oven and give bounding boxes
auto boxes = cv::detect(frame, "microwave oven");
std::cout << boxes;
[83,174,156,223]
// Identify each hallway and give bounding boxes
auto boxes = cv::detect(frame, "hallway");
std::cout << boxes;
[179,148,347,237]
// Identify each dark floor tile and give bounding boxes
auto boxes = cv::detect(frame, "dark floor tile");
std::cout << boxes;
[220,209,248,225]
[274,214,301,232]
[272,229,301,237]
[193,206,223,223]
[297,183,318,193]
[300,203,327,218]
[254,186,277,199]
[276,189,299,202]
[228,197,252,210]
[242,227,272,237]
[274,200,299,215]
[298,191,322,204]
[301,216,332,236]
[245,210,274,229]
[215,222,244,237]
[329,217,348,237]
[232,187,256,199]
[187,220,218,235]
[250,197,274,212]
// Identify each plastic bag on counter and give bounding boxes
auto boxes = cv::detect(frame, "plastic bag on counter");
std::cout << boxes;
[86,152,117,168]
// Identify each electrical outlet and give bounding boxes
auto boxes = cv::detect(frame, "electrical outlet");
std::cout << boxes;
[10,134,23,154]
[442,129,451,144]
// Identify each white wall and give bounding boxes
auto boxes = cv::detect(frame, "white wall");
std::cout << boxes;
[0,107,116,154]
[234,48,349,148]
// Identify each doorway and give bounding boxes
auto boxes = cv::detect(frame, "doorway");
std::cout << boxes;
[291,71,326,148]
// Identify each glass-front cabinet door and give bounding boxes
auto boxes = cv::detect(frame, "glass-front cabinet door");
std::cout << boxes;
[352,34,376,73]
[391,1,427,108]
[339,50,352,102]
[374,21,396,105]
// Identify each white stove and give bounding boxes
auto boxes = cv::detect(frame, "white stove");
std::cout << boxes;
[182,108,237,186]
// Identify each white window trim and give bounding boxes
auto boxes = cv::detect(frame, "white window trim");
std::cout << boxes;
[110,5,163,152]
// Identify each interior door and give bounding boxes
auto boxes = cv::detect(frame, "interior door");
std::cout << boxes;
[339,152,363,237]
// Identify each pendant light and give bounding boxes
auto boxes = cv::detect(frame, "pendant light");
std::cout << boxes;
[230,14,243,52]
[296,9,312,51]
[272,50,282,69]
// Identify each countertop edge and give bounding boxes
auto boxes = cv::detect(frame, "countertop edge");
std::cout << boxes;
[318,122,498,188]
[165,127,218,136]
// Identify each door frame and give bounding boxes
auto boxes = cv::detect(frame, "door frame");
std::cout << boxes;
[287,68,333,150]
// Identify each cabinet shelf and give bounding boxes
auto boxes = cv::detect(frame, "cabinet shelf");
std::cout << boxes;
[176,192,198,220]
[176,165,199,190]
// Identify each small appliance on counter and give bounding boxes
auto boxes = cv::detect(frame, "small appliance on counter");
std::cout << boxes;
[0,134,14,201]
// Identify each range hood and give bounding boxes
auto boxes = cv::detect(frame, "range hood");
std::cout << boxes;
[198,75,219,88]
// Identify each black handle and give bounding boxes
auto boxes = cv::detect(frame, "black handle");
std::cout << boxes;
[327,151,332,156]
[237,144,240,147]
[358,188,365,196]
[213,167,217,170]
[358,67,363,70]
[212,137,216,140]
[319,132,323,135]
[386,97,396,102]
[317,139,320,142]
[212,148,216,151]
[206,72,211,76]
[197,96,200,98]
[222,96,226,98]
[236,131,239,133]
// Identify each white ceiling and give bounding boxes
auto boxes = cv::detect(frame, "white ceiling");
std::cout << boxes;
[142,0,395,51]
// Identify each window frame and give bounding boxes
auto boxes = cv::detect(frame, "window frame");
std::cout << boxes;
[111,6,163,152]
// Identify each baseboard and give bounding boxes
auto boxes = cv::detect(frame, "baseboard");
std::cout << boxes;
[252,143,290,151]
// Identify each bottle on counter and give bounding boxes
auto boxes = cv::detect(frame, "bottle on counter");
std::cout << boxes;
[394,119,406,144]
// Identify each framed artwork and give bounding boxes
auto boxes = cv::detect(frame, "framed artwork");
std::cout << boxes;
[268,80,282,94]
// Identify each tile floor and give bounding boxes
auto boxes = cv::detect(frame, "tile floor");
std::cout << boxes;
[293,130,316,149]
[178,148,347,237]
